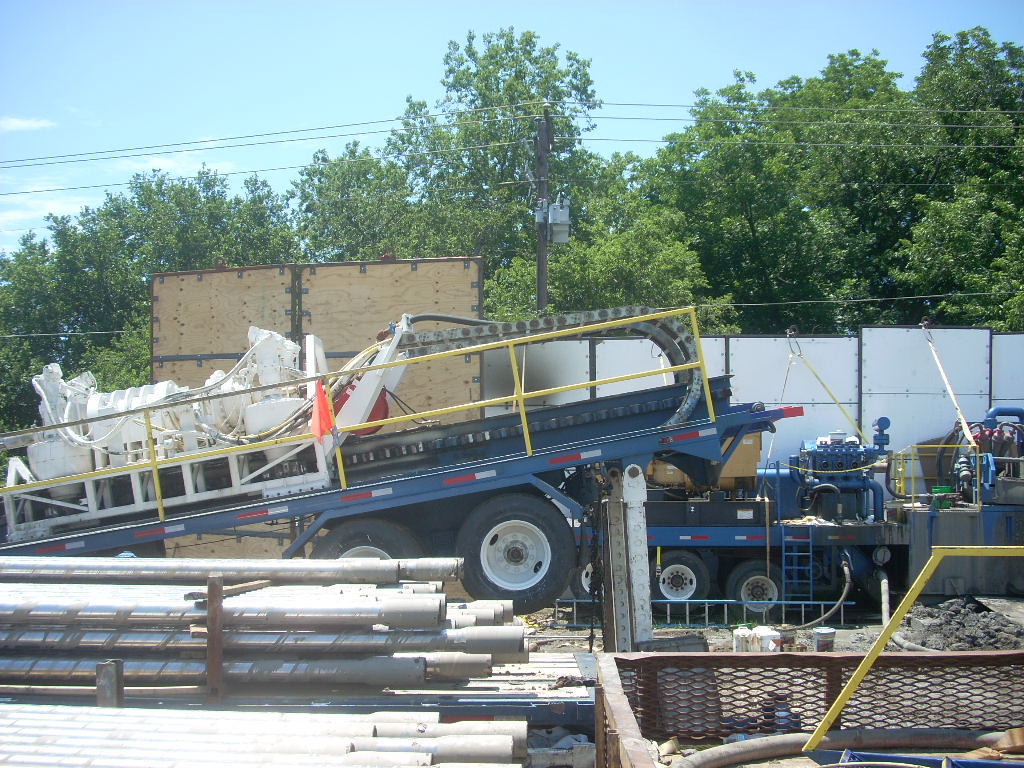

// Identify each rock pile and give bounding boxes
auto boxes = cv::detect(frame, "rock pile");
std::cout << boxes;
[899,596,1024,650]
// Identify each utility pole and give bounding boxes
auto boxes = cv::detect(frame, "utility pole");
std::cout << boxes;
[535,106,552,313]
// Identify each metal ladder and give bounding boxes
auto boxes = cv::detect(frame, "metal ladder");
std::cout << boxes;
[781,525,814,604]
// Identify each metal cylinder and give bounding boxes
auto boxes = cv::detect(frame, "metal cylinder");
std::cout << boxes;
[0,657,428,686]
[0,556,463,585]
[0,724,357,755]
[0,595,446,629]
[397,558,462,582]
[348,735,516,763]
[407,652,492,678]
[374,721,528,758]
[0,701,440,724]
[339,752,431,766]
[0,624,527,663]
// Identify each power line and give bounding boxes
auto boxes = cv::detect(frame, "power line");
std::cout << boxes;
[4,99,1018,169]
[0,103,566,166]
[573,136,1021,149]
[589,100,1024,116]
[0,139,523,197]
[1,291,1014,342]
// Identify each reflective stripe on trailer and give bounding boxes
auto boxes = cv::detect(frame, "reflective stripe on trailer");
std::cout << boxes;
[677,535,710,541]
[340,487,394,503]
[134,523,186,539]
[548,449,602,465]
[35,540,86,555]
[734,535,765,541]
[443,469,497,486]
[236,505,288,522]
[661,426,717,444]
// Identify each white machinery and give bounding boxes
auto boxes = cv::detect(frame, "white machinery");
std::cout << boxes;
[4,319,412,542]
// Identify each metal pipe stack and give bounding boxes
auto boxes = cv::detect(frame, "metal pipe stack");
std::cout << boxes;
[0,556,529,694]
[0,702,529,767]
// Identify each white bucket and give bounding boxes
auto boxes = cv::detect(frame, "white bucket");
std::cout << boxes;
[813,626,836,652]
[752,625,782,652]
[732,627,753,652]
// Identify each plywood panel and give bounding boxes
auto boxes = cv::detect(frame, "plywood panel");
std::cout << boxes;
[302,259,480,349]
[152,267,292,357]
[151,260,482,401]
[152,358,244,388]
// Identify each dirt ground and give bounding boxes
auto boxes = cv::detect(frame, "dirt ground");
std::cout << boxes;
[523,595,1024,654]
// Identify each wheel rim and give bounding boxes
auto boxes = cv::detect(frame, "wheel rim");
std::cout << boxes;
[339,544,390,558]
[578,562,594,595]
[738,574,779,609]
[478,519,552,591]
[658,563,700,600]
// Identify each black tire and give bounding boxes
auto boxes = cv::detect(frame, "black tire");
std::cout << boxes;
[652,550,711,603]
[725,560,783,614]
[456,493,574,614]
[311,517,424,559]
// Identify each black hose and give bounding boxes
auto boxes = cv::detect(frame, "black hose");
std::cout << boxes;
[406,313,492,326]
[669,728,1002,768]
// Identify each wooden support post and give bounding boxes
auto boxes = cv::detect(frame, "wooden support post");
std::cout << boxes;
[95,659,124,707]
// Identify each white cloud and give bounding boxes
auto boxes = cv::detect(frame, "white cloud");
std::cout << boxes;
[0,116,56,132]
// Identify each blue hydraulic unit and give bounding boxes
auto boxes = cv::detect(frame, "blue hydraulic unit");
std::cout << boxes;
[787,418,890,523]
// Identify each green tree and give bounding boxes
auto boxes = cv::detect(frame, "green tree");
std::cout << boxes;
[291,145,414,261]
[0,171,296,429]
[386,28,601,275]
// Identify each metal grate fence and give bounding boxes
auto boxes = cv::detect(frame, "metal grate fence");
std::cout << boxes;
[595,651,1024,768]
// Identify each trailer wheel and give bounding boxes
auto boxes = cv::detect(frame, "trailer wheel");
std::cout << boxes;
[310,518,424,559]
[569,540,598,602]
[652,550,711,603]
[456,494,574,614]
[725,560,783,614]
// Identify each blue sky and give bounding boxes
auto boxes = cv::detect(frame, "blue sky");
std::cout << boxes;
[1,0,1021,255]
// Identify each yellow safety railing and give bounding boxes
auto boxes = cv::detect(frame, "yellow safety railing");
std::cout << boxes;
[889,443,983,510]
[803,545,1024,751]
[2,307,713,506]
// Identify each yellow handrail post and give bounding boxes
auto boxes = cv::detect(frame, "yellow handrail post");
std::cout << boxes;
[686,308,716,423]
[803,546,1024,751]
[143,409,166,522]
[507,343,534,456]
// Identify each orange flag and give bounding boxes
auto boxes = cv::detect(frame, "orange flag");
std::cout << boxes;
[311,380,332,442]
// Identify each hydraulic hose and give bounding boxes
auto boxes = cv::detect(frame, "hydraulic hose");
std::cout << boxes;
[669,728,1003,768]
[793,560,852,630]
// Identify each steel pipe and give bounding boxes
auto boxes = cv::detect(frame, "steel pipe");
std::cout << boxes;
[0,556,463,585]
[0,624,525,662]
[0,657,430,686]
[0,702,440,724]
[0,625,527,662]
[339,753,430,766]
[374,721,528,758]
[0,594,446,629]
[348,735,516,763]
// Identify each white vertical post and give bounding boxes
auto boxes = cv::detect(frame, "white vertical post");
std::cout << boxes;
[623,464,653,644]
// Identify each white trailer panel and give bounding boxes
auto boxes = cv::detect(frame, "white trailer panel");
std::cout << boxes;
[727,337,859,406]
[860,327,991,396]
[992,334,1024,407]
